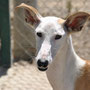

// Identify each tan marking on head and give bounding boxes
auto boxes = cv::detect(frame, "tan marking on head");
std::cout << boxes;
[75,60,90,90]
[58,18,65,24]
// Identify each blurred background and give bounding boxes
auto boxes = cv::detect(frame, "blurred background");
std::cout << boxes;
[0,0,90,90]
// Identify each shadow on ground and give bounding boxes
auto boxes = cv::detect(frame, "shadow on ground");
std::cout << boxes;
[0,67,8,77]
[0,47,8,77]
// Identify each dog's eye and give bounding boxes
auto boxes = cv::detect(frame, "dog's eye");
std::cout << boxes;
[55,35,62,40]
[37,32,42,37]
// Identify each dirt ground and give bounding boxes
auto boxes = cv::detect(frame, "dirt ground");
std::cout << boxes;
[0,61,52,90]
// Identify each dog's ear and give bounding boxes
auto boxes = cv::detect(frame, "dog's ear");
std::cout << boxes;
[64,12,90,33]
[16,3,42,28]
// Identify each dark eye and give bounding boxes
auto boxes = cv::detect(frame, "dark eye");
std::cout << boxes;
[55,35,62,40]
[37,32,42,37]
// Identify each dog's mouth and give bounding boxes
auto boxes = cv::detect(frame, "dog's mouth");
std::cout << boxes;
[38,66,48,71]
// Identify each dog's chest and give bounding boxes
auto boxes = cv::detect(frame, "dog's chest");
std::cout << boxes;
[46,58,86,90]
[47,65,77,90]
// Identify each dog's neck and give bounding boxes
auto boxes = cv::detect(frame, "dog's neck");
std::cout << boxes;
[46,35,85,90]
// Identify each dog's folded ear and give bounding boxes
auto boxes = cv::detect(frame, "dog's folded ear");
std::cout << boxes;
[15,3,42,28]
[64,12,90,33]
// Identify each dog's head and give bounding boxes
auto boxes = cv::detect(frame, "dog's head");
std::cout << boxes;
[16,3,90,71]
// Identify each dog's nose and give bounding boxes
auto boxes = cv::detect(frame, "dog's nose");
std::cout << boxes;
[37,59,48,67]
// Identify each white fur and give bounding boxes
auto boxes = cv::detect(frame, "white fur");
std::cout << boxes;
[35,17,86,90]
[46,36,86,90]
[36,17,65,62]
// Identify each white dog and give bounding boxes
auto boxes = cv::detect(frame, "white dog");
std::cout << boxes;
[16,3,90,90]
